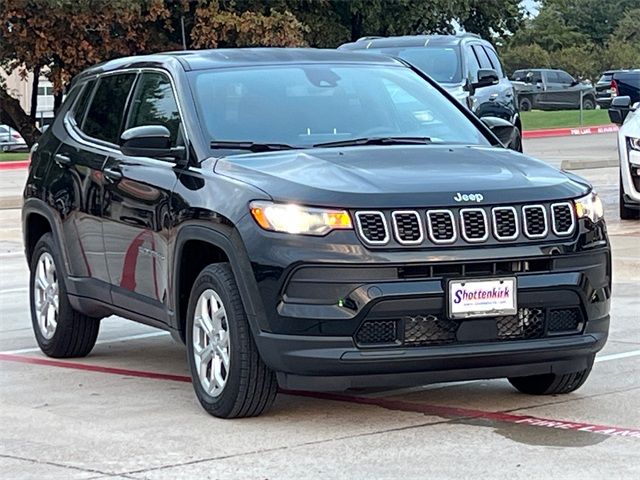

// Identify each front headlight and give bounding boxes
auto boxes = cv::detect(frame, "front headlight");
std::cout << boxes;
[249,201,352,235]
[628,137,640,151]
[574,192,604,223]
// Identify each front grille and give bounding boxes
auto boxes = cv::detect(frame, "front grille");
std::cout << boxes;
[355,211,389,245]
[523,205,548,238]
[551,202,575,236]
[496,308,545,340]
[548,308,582,333]
[404,314,458,346]
[392,211,423,244]
[460,208,488,242]
[426,210,456,243]
[355,320,397,346]
[492,207,518,240]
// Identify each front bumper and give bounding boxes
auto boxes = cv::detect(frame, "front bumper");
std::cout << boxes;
[237,215,611,391]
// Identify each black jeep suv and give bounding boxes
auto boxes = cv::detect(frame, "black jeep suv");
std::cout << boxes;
[339,34,523,152]
[23,49,611,418]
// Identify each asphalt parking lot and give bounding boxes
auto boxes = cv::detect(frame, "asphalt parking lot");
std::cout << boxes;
[1,133,639,479]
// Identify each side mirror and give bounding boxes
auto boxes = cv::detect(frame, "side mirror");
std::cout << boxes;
[472,69,499,89]
[608,96,631,125]
[120,125,178,158]
[481,116,517,149]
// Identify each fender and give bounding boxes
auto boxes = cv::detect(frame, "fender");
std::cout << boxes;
[172,222,269,337]
[22,198,69,274]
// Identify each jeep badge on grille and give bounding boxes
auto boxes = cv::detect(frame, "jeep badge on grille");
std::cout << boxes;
[453,192,484,203]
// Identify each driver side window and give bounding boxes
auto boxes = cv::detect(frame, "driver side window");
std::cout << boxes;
[126,72,182,147]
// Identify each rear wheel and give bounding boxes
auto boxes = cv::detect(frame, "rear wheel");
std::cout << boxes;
[508,359,593,395]
[518,97,532,112]
[30,233,100,358]
[620,174,639,219]
[186,263,277,418]
[582,97,595,110]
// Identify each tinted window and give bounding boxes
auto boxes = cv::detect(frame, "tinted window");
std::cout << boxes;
[190,64,489,148]
[72,80,96,126]
[126,72,181,147]
[83,73,136,144]
[598,73,613,84]
[483,47,504,77]
[465,45,481,81]
[472,45,492,70]
[557,71,574,84]
[364,46,463,84]
[546,72,561,83]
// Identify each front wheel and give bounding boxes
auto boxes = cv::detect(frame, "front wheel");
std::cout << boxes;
[186,263,277,418]
[508,359,593,395]
[30,233,100,357]
[518,97,532,112]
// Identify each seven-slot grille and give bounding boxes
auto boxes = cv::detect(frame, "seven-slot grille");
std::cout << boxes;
[460,208,488,242]
[551,202,575,236]
[392,211,424,244]
[354,203,576,246]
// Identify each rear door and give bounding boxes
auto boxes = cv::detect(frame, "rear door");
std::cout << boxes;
[101,71,182,322]
[539,71,570,109]
[480,45,516,122]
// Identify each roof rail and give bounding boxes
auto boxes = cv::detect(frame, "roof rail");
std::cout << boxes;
[356,36,383,42]
[457,32,482,39]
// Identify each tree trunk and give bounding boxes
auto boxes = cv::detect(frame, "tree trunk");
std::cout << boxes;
[53,91,63,115]
[0,87,41,148]
[30,65,41,121]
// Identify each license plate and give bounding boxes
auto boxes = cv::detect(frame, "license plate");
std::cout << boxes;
[448,277,517,319]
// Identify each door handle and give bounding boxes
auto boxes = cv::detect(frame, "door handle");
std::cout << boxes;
[54,153,71,166]
[103,166,123,181]
[489,93,499,101]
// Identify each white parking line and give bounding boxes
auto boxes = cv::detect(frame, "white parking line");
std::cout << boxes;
[596,350,640,363]
[0,287,28,294]
[0,331,170,355]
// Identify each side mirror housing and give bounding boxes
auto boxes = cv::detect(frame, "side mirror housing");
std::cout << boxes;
[608,96,631,125]
[481,116,517,149]
[120,125,176,158]
[472,69,499,89]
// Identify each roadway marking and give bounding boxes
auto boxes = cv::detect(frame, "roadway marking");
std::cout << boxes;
[0,287,29,295]
[596,350,640,362]
[0,331,170,355]
[0,351,639,440]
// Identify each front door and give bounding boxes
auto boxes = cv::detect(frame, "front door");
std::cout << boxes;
[101,71,183,321]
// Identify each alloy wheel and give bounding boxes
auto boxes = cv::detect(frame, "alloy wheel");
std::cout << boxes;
[33,252,59,339]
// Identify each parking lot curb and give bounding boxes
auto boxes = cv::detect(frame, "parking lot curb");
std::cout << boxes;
[0,160,30,170]
[523,124,618,139]
[561,158,619,170]
[0,195,22,209]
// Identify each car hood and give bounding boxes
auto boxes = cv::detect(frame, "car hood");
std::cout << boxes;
[214,145,590,208]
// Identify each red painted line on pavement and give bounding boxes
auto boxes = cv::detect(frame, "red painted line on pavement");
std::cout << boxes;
[0,160,30,170]
[2,352,639,439]
[523,124,618,139]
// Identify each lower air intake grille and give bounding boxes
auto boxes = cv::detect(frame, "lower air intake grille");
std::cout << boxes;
[497,308,545,340]
[552,203,575,236]
[355,320,397,346]
[548,308,582,332]
[355,212,388,244]
[403,314,458,346]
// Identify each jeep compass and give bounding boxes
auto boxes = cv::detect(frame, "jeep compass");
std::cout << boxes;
[23,49,611,418]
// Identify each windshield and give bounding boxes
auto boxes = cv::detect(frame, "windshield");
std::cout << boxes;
[190,64,488,149]
[363,47,462,84]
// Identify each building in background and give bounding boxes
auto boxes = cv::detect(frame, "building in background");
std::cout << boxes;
[1,67,55,128]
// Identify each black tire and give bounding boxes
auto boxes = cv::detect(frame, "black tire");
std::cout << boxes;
[508,360,593,395]
[29,233,100,358]
[186,263,277,418]
[582,97,595,110]
[518,97,532,112]
[620,173,640,220]
[509,128,523,153]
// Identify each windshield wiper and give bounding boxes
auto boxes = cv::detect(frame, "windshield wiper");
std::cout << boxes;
[313,136,432,148]
[210,140,298,152]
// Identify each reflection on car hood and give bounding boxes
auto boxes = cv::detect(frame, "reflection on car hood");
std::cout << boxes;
[214,144,590,208]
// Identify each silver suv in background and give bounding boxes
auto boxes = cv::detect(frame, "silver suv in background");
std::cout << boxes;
[0,124,27,152]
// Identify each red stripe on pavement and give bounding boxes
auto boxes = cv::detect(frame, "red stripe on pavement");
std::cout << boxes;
[1,352,639,439]
[523,124,618,139]
[0,160,30,170]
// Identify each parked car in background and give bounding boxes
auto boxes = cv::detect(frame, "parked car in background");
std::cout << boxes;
[597,69,640,109]
[512,69,596,111]
[339,34,523,151]
[0,124,27,152]
[609,95,640,219]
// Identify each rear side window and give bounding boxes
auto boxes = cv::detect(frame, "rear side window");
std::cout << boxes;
[483,47,504,77]
[126,72,181,147]
[72,79,96,126]
[82,73,136,144]
[598,73,613,84]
